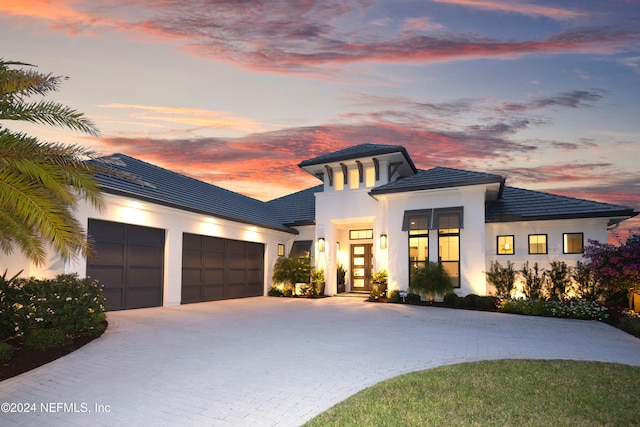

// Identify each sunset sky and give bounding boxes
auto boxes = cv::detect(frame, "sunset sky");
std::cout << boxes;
[2,0,639,235]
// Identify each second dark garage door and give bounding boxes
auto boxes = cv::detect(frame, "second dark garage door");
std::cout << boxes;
[181,233,264,303]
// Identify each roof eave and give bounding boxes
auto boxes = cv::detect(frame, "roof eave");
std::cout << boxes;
[485,210,637,223]
[370,177,504,196]
[100,186,298,234]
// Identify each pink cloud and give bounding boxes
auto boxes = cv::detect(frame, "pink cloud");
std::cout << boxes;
[431,0,589,21]
[3,1,637,73]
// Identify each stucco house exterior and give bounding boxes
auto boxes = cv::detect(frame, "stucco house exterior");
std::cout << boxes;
[2,143,636,310]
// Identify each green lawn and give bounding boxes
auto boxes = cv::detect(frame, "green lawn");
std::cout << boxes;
[304,359,640,427]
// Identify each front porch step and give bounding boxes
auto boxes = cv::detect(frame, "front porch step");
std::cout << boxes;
[333,292,370,299]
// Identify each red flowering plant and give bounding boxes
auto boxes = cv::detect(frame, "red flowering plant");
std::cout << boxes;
[584,234,640,304]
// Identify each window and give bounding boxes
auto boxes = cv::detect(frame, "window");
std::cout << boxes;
[350,229,373,240]
[289,240,312,258]
[497,235,514,255]
[349,168,359,189]
[409,216,429,278]
[439,220,460,288]
[563,233,584,254]
[334,170,344,191]
[528,234,547,254]
[365,166,376,187]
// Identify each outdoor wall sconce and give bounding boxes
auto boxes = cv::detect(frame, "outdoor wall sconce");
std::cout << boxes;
[380,234,388,249]
[318,238,325,252]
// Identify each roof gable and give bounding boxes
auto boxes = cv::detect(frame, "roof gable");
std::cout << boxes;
[93,154,296,233]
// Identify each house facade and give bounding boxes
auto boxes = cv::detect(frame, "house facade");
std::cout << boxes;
[2,144,636,310]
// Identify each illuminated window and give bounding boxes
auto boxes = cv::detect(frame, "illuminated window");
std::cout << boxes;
[364,166,375,187]
[497,235,514,255]
[349,168,359,189]
[563,233,584,254]
[334,170,344,191]
[439,223,460,288]
[350,229,373,240]
[528,234,547,254]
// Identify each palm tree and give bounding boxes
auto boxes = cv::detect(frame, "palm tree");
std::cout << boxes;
[0,59,121,265]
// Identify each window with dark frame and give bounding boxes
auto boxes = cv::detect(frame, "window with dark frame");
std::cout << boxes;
[563,233,584,254]
[528,234,547,254]
[497,235,514,255]
[349,229,373,240]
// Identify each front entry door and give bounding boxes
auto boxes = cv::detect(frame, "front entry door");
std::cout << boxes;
[351,244,373,292]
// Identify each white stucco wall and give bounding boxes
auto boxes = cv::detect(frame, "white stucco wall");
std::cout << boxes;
[381,185,489,296]
[0,193,294,306]
[484,217,610,296]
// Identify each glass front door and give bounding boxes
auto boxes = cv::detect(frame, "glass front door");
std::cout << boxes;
[351,244,373,292]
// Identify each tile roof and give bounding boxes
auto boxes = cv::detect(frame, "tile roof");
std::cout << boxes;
[93,154,297,233]
[266,185,321,226]
[486,186,636,222]
[298,143,417,171]
[370,166,505,195]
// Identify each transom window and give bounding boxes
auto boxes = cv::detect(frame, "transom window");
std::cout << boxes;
[497,235,514,255]
[563,233,584,254]
[528,234,547,254]
[350,229,373,240]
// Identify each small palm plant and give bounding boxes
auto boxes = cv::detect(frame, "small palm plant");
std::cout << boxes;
[410,262,453,302]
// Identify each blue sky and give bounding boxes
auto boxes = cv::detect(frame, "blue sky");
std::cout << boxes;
[2,0,639,235]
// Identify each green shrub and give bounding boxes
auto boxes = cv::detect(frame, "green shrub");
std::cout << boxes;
[485,261,517,298]
[463,294,479,308]
[0,273,106,339]
[0,342,15,363]
[572,261,599,301]
[476,296,499,310]
[410,262,453,300]
[617,316,640,338]
[0,269,25,340]
[406,292,422,303]
[547,261,573,301]
[520,262,547,300]
[24,328,66,350]
[499,298,610,320]
[387,290,401,303]
[443,292,459,306]
[20,274,106,336]
[267,286,284,297]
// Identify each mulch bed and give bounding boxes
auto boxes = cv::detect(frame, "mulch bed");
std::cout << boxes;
[0,323,107,382]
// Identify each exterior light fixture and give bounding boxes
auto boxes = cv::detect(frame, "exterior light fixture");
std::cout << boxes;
[318,238,325,252]
[380,234,388,249]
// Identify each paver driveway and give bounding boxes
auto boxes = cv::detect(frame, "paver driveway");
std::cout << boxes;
[1,296,639,426]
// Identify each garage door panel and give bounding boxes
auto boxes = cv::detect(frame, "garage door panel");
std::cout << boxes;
[182,233,263,303]
[182,268,202,285]
[129,245,164,267]
[128,226,164,246]
[183,233,203,250]
[102,289,124,311]
[87,219,164,311]
[181,286,201,304]
[202,284,224,300]
[127,267,163,287]
[91,242,125,265]
[205,237,225,252]
[126,287,162,309]
[204,253,225,269]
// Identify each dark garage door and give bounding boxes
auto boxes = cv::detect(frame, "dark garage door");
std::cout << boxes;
[181,233,264,304]
[87,219,165,311]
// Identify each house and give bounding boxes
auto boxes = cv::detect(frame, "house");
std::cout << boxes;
[2,144,636,310]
